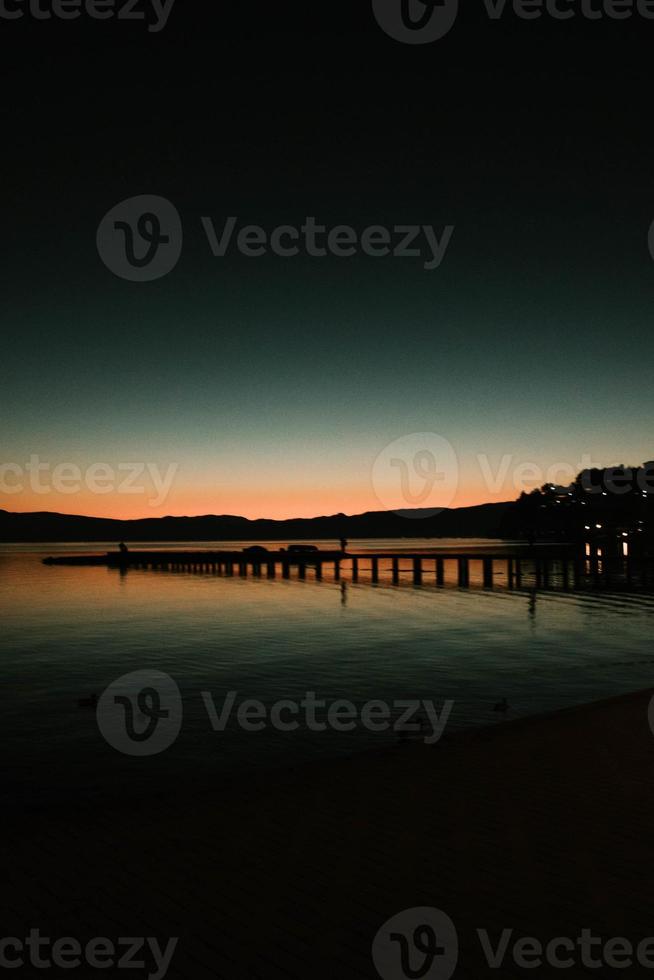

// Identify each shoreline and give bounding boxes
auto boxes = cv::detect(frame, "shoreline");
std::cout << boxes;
[11,685,654,820]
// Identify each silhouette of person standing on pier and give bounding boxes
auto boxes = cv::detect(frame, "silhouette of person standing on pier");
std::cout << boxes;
[528,589,537,619]
[118,542,129,556]
[340,537,348,553]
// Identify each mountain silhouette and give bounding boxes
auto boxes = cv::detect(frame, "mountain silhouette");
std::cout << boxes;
[0,503,511,543]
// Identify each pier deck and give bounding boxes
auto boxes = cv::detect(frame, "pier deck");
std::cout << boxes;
[42,548,654,591]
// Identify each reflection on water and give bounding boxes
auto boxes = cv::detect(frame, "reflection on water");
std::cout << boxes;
[1,541,653,810]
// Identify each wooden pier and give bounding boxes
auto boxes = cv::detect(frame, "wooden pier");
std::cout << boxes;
[42,549,654,592]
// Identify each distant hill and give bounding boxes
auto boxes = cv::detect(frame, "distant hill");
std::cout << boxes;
[3,462,651,545]
[0,503,513,543]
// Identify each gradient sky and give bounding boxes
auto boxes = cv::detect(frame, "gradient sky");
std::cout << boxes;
[2,3,653,519]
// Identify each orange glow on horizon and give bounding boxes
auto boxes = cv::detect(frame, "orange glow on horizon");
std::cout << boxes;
[3,441,648,523]
[2,481,512,522]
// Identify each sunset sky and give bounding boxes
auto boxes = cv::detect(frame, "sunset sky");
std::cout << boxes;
[2,5,653,520]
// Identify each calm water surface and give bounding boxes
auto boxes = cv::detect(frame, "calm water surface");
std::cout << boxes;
[2,540,653,810]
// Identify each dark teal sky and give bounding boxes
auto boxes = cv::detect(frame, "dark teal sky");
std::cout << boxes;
[2,4,653,516]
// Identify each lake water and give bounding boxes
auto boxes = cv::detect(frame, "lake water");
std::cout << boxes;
[2,540,653,812]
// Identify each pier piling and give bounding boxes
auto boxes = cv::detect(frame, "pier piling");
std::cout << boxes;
[44,546,653,594]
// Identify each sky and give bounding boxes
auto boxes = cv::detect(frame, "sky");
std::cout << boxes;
[2,2,653,519]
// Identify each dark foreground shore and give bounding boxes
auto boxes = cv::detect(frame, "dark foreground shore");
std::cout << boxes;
[4,689,654,978]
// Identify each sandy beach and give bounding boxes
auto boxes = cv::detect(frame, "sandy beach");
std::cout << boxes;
[4,687,654,978]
